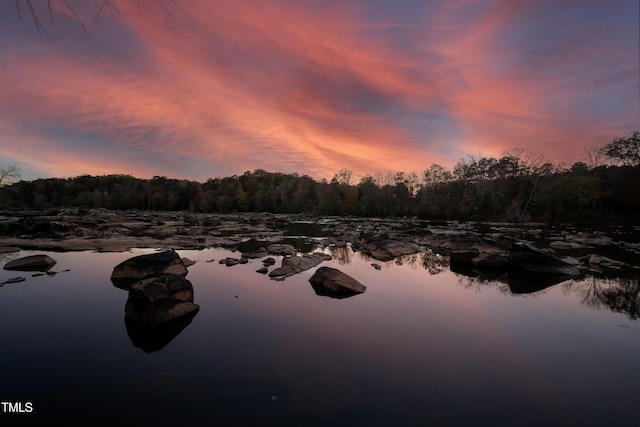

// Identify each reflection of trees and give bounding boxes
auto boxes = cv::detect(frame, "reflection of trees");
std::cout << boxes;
[569,276,640,320]
[600,277,639,320]
[394,254,419,269]
[420,249,449,275]
[330,246,352,265]
[453,270,511,295]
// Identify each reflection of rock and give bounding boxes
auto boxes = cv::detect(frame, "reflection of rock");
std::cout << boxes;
[361,238,421,261]
[124,275,200,352]
[309,267,366,298]
[125,310,198,353]
[3,254,57,272]
[450,262,507,282]
[507,271,575,294]
[508,241,581,276]
[242,247,268,259]
[111,250,187,289]
[269,253,332,278]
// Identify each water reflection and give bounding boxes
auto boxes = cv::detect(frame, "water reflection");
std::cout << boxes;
[110,251,201,353]
[563,276,640,320]
[125,310,198,352]
[329,245,640,320]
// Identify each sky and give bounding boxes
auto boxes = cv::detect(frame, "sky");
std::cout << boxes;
[1,0,638,182]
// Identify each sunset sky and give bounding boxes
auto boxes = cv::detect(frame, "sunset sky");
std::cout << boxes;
[1,0,638,182]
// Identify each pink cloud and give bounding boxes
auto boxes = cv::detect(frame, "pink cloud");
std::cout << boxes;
[1,0,637,181]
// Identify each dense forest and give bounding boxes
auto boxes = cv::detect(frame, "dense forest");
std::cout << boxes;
[1,132,639,223]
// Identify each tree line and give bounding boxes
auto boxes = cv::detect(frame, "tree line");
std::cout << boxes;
[1,131,638,223]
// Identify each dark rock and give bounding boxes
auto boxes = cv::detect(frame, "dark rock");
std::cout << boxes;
[508,241,581,276]
[111,250,187,289]
[471,250,508,268]
[182,257,196,267]
[225,258,239,267]
[309,267,366,298]
[371,263,382,270]
[263,257,276,266]
[449,249,479,263]
[3,254,57,272]
[238,257,249,264]
[256,266,268,274]
[125,275,200,327]
[1,276,26,284]
[361,238,421,261]
[269,264,297,278]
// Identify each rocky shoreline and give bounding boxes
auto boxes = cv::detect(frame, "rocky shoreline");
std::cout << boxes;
[1,209,639,277]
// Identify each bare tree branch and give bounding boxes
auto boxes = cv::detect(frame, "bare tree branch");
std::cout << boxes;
[0,163,22,187]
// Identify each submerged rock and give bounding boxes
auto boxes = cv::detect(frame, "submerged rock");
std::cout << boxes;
[309,267,366,298]
[111,250,187,288]
[508,241,581,276]
[3,254,57,272]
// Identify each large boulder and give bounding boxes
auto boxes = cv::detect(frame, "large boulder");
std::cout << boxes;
[3,254,57,272]
[309,267,366,298]
[361,238,421,261]
[269,253,332,278]
[508,241,581,276]
[111,250,187,289]
[124,275,200,328]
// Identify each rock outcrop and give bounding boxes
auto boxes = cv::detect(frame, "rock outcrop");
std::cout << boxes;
[3,254,57,272]
[309,267,366,298]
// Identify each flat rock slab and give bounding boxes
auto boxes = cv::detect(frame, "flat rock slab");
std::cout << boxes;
[361,238,422,261]
[309,266,366,299]
[3,254,57,272]
[111,250,187,288]
[269,253,332,278]
[585,254,631,272]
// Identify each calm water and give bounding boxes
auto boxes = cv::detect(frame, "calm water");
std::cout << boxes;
[1,246,639,426]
